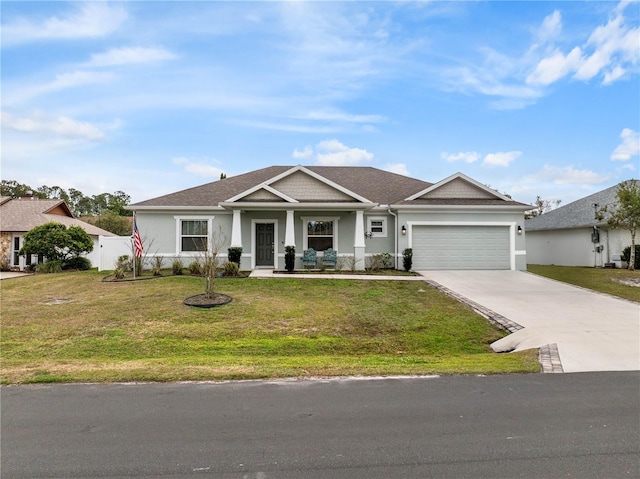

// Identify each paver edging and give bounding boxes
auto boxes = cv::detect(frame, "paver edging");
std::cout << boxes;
[422,279,564,374]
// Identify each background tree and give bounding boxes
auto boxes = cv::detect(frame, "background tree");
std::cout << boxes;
[597,180,640,271]
[1,180,132,218]
[526,196,562,219]
[87,210,132,236]
[19,222,94,263]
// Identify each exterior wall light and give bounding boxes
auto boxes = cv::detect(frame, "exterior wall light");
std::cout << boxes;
[517,225,523,235]
[401,225,407,235]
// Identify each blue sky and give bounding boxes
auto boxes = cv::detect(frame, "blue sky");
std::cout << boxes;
[1,1,639,206]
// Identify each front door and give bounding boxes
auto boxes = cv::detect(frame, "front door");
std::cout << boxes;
[255,223,275,267]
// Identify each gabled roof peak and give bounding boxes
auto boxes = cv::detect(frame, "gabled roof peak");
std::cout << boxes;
[405,172,512,202]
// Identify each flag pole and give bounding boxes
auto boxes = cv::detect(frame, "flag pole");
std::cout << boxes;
[133,212,136,279]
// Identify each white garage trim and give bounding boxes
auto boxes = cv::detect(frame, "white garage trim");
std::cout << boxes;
[407,221,517,270]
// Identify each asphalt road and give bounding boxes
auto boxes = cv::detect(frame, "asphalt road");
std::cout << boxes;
[2,373,639,478]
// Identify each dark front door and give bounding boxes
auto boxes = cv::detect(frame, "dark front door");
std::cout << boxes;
[256,223,275,267]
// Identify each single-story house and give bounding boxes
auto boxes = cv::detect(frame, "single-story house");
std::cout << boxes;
[0,195,115,270]
[128,166,530,271]
[525,181,637,267]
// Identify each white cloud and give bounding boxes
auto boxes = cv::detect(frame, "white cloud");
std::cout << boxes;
[611,128,640,161]
[1,111,105,141]
[383,163,409,176]
[292,139,376,166]
[5,70,115,106]
[441,151,480,163]
[526,47,583,86]
[86,47,177,67]
[172,157,225,178]
[292,146,314,160]
[528,1,639,87]
[482,151,521,167]
[537,10,562,44]
[2,3,127,46]
[302,110,386,124]
[538,165,609,185]
[315,139,373,166]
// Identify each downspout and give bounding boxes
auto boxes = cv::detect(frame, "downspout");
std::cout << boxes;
[388,207,398,269]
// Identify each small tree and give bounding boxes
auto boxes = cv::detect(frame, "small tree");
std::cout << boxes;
[526,196,562,219]
[597,180,640,271]
[198,227,229,299]
[19,222,93,264]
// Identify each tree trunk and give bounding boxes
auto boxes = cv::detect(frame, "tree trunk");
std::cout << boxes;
[629,230,636,271]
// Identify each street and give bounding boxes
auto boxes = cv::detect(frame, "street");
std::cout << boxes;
[2,373,639,478]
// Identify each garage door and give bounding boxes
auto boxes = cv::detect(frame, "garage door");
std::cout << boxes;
[412,225,510,270]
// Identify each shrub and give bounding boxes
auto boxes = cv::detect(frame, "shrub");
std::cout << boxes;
[621,245,640,269]
[112,267,126,280]
[188,260,203,276]
[402,248,413,272]
[172,259,184,275]
[36,259,63,274]
[222,260,239,277]
[116,255,132,272]
[151,256,163,276]
[285,246,296,272]
[64,256,91,271]
[227,247,242,268]
[367,252,392,272]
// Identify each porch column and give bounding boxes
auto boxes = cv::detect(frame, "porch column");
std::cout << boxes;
[354,210,366,269]
[285,210,295,247]
[230,210,242,248]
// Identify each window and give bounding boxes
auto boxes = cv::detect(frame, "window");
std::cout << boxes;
[181,220,208,252]
[307,220,333,250]
[302,217,339,251]
[367,217,387,238]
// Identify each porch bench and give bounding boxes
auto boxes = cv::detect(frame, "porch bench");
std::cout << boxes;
[302,248,317,269]
[322,248,337,269]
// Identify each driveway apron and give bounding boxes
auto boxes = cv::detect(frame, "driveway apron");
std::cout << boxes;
[418,271,640,373]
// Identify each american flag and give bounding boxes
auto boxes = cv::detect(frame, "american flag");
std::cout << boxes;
[133,218,144,258]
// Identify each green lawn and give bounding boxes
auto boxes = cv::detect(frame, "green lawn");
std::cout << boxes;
[527,265,640,302]
[0,271,539,384]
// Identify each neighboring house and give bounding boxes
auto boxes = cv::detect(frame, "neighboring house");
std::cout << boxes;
[0,195,116,270]
[525,181,638,267]
[129,166,529,271]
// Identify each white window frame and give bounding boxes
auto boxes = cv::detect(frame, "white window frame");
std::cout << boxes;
[366,216,387,238]
[301,216,340,252]
[174,216,215,255]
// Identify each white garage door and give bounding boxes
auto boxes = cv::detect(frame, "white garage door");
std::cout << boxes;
[412,225,510,270]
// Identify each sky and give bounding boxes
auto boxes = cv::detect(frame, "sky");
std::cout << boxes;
[1,1,639,207]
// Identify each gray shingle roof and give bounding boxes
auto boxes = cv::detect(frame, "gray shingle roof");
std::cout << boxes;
[130,165,529,208]
[525,180,639,231]
[0,197,115,236]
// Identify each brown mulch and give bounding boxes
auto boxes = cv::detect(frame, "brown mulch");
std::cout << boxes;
[183,293,232,308]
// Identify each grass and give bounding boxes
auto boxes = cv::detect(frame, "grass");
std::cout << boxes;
[527,265,640,302]
[0,270,539,384]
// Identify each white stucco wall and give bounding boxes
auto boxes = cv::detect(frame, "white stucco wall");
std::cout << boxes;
[397,209,527,271]
[526,227,632,267]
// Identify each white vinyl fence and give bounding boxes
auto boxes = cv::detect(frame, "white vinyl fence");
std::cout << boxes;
[98,235,133,271]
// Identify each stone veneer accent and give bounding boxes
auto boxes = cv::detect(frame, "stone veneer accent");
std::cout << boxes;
[0,232,12,268]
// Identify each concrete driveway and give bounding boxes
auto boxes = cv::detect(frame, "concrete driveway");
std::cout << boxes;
[418,270,640,373]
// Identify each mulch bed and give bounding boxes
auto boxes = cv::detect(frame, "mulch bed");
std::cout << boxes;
[183,293,232,308]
